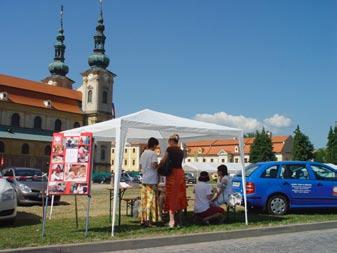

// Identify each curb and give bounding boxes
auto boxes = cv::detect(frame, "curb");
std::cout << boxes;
[2,221,337,253]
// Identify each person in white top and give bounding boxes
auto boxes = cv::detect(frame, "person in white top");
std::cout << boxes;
[139,137,159,227]
[213,165,233,206]
[194,171,225,224]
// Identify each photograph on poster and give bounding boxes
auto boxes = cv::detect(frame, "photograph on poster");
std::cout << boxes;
[52,154,64,163]
[78,145,89,163]
[53,135,63,145]
[51,163,64,172]
[65,137,79,149]
[48,182,66,193]
[79,136,90,146]
[65,148,78,163]
[65,163,87,182]
[52,144,64,155]
[50,169,64,182]
[71,183,88,194]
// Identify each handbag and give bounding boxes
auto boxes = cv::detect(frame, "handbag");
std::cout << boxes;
[158,157,173,177]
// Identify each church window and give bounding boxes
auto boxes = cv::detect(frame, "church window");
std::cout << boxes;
[11,113,20,127]
[101,146,106,161]
[54,119,62,132]
[102,91,108,104]
[88,90,93,103]
[34,116,42,129]
[44,145,51,156]
[0,142,4,153]
[21,143,30,154]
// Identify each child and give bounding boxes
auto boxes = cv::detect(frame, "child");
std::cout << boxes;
[194,171,225,224]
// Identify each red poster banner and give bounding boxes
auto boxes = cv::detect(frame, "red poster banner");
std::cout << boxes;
[47,132,93,195]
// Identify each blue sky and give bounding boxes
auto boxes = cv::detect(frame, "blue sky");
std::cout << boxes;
[1,0,337,148]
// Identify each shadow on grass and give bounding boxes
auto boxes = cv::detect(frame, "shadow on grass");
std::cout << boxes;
[89,210,288,235]
[0,211,41,228]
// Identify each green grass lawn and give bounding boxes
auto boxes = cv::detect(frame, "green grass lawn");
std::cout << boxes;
[1,184,337,250]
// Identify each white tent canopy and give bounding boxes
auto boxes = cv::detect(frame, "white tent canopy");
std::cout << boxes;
[62,109,248,235]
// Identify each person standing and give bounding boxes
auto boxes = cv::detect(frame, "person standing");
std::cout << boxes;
[159,134,187,228]
[139,137,160,227]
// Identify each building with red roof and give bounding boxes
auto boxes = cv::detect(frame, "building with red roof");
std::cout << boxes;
[0,4,115,172]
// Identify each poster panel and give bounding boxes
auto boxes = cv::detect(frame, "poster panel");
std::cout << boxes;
[47,132,93,195]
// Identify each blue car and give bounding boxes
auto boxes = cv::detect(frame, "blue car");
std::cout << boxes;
[232,161,337,215]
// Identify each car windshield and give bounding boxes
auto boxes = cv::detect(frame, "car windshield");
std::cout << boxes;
[14,169,46,181]
[236,164,259,177]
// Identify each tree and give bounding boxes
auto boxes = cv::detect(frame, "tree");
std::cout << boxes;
[292,125,314,161]
[244,132,256,138]
[314,148,327,163]
[326,126,337,164]
[249,128,276,163]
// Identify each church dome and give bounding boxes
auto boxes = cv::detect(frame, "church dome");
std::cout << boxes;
[48,61,69,76]
[88,53,110,69]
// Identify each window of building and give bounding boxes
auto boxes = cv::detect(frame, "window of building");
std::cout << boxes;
[210,159,214,163]
[132,160,136,166]
[187,159,191,162]
[203,158,206,163]
[124,159,127,166]
[0,141,4,153]
[125,148,127,153]
[244,158,248,163]
[34,116,42,129]
[112,149,115,153]
[221,159,225,163]
[102,91,108,104]
[234,158,239,163]
[54,119,62,132]
[132,148,136,153]
[11,113,20,127]
[21,143,30,154]
[73,122,80,128]
[111,160,114,165]
[311,165,337,180]
[101,146,106,161]
[88,90,93,103]
[235,146,239,153]
[44,145,51,156]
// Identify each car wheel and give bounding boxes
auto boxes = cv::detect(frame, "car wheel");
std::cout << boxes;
[267,195,288,215]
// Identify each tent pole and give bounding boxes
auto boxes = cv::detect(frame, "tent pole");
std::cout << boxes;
[111,122,127,237]
[238,133,248,225]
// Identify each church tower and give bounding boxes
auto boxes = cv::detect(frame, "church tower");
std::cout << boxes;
[78,0,116,125]
[78,0,116,172]
[42,6,74,89]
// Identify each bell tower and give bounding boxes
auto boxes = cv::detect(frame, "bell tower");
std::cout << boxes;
[78,0,116,125]
[42,5,74,89]
[78,0,116,172]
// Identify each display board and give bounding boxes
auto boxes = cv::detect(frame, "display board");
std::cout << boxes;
[47,132,93,195]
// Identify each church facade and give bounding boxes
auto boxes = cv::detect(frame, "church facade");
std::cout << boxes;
[0,4,115,172]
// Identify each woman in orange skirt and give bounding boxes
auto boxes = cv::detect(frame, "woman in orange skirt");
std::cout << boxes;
[159,134,187,228]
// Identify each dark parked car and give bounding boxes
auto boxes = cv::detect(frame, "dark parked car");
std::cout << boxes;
[2,167,60,206]
[185,172,196,184]
[92,172,112,184]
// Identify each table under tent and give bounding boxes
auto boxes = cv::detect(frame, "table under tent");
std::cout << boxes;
[62,109,248,236]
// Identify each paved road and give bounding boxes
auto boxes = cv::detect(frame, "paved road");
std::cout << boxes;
[115,228,337,253]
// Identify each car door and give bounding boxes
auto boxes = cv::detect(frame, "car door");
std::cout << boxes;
[309,164,337,207]
[278,163,316,207]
